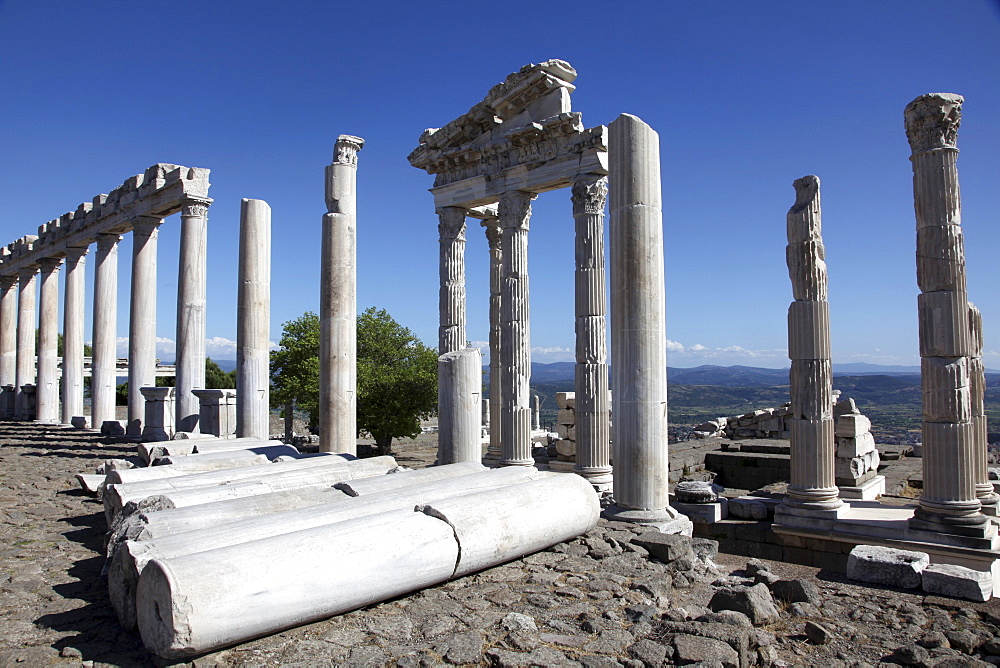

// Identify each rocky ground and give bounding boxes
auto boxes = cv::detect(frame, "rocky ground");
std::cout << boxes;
[4,422,1000,667]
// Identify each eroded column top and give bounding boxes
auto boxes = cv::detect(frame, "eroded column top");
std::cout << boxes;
[905,93,963,155]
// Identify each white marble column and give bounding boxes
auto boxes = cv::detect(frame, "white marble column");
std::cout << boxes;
[571,175,613,488]
[437,348,482,464]
[498,190,535,467]
[128,217,163,437]
[0,274,17,389]
[905,93,990,537]
[61,246,89,425]
[92,233,121,430]
[175,199,210,433]
[482,218,502,464]
[438,207,467,355]
[320,135,364,454]
[969,304,999,515]
[605,114,678,525]
[15,267,38,419]
[236,199,271,440]
[35,257,62,423]
[780,176,842,514]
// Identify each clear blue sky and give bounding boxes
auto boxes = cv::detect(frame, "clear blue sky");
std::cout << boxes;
[1,0,998,369]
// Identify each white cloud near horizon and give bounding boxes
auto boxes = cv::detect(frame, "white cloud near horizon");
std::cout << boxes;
[110,336,278,361]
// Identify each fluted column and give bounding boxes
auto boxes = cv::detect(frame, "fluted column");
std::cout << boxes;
[571,175,612,488]
[781,176,842,512]
[905,93,989,536]
[969,304,999,515]
[92,233,121,430]
[498,190,535,466]
[236,199,271,439]
[320,134,363,454]
[128,216,163,437]
[176,198,210,433]
[14,266,37,419]
[438,207,467,355]
[0,274,17,389]
[482,218,502,464]
[35,257,62,423]
[61,246,88,425]
[605,114,676,523]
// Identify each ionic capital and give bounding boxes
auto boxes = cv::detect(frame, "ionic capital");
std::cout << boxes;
[498,191,535,231]
[181,198,212,219]
[905,93,963,155]
[437,207,467,241]
[481,217,501,251]
[130,215,163,237]
[571,176,608,216]
[332,135,365,166]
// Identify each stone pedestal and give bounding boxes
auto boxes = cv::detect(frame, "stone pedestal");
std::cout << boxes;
[320,135,363,454]
[141,386,175,442]
[15,267,38,420]
[236,199,271,440]
[604,114,680,527]
[92,234,121,431]
[437,348,482,464]
[779,176,843,520]
[192,389,237,438]
[61,246,88,425]
[35,258,62,423]
[571,175,612,489]
[0,275,17,389]
[128,217,163,437]
[175,199,210,433]
[482,219,502,464]
[19,384,36,421]
[498,190,535,467]
[905,93,990,537]
[0,384,14,418]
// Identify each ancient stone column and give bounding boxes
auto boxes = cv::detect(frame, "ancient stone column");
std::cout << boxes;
[35,257,62,423]
[0,274,18,389]
[905,93,989,536]
[320,135,363,454]
[175,199,210,433]
[61,246,89,425]
[571,175,613,488]
[780,176,842,513]
[482,218,502,464]
[14,266,38,419]
[438,207,467,355]
[92,233,121,430]
[437,348,482,464]
[128,216,163,437]
[605,114,678,524]
[498,190,535,467]
[236,199,271,440]
[969,305,998,515]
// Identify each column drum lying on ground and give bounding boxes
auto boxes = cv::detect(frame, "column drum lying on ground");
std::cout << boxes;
[154,444,299,466]
[138,437,285,464]
[105,454,271,485]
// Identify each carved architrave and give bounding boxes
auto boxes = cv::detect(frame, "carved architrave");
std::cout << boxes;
[905,93,962,155]
[571,176,608,216]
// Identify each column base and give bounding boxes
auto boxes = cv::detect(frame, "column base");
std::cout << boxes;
[573,465,613,486]
[499,458,535,467]
[602,504,694,535]
[774,500,850,531]
[838,475,886,501]
[910,505,993,539]
[977,491,1000,518]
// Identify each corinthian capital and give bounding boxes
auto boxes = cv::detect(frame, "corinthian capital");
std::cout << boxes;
[182,198,212,218]
[437,207,467,241]
[332,135,365,166]
[498,191,534,231]
[571,176,608,215]
[481,218,501,251]
[905,93,963,155]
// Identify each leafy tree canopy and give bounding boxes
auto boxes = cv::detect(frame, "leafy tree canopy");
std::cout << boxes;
[270,312,321,429]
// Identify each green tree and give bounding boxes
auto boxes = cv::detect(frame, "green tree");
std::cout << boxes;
[270,312,321,430]
[205,357,237,389]
[356,307,438,456]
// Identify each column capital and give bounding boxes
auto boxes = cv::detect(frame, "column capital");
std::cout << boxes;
[498,191,535,231]
[96,232,122,251]
[332,135,365,166]
[481,217,501,250]
[38,257,62,272]
[0,274,17,289]
[437,206,467,241]
[64,245,90,262]
[130,216,163,236]
[905,92,963,156]
[17,265,38,279]
[181,198,212,218]
[571,175,608,216]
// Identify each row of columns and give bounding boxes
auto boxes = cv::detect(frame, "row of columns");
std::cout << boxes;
[0,199,210,436]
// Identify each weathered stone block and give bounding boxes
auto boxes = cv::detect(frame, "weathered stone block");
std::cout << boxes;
[917,224,966,293]
[632,532,693,564]
[707,583,779,625]
[846,545,929,589]
[555,392,575,409]
[918,290,973,357]
[921,564,992,602]
[728,497,768,520]
[921,356,972,423]
[835,413,871,438]
[557,408,575,425]
[836,432,876,458]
